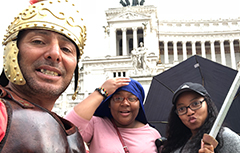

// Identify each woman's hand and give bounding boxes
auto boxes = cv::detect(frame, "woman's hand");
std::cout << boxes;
[198,134,218,153]
[72,77,130,121]
[101,78,131,96]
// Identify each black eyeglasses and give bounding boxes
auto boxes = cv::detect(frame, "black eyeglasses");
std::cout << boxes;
[175,99,206,116]
[112,96,138,103]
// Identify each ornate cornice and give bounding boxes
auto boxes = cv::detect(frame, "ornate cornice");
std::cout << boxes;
[159,17,240,25]
[105,5,157,20]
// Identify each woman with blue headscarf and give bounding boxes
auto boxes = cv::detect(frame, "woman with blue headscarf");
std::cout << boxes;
[65,78,161,153]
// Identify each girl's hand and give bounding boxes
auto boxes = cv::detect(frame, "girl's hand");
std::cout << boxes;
[101,78,131,96]
[198,134,218,153]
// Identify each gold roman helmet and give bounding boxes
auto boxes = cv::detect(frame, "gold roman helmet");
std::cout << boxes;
[1,0,87,100]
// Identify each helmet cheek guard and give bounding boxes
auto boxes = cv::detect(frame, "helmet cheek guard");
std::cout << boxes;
[1,0,87,100]
[3,40,26,85]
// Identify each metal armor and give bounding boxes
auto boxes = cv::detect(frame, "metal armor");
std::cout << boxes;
[0,86,86,153]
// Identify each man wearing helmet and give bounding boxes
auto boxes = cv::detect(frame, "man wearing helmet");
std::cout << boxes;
[0,0,86,152]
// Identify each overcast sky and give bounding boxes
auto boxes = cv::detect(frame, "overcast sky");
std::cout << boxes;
[0,0,239,69]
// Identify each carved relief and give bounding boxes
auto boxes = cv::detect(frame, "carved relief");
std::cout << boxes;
[109,12,150,21]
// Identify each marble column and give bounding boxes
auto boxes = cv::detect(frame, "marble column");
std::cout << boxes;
[164,41,169,64]
[210,40,216,62]
[182,41,187,60]
[201,41,206,58]
[133,27,138,49]
[173,41,178,62]
[121,28,127,55]
[192,41,196,55]
[220,40,226,66]
[229,39,236,69]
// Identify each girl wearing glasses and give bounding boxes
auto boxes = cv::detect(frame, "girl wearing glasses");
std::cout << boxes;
[65,78,161,153]
[161,82,240,153]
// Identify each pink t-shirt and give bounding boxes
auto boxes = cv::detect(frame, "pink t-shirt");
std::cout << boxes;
[65,110,161,153]
[0,101,7,142]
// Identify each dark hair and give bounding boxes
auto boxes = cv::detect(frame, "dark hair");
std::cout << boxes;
[162,95,223,153]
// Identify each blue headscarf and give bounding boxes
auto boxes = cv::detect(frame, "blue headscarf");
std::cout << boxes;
[94,78,148,124]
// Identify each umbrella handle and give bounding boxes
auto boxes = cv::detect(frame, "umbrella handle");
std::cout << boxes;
[209,71,240,138]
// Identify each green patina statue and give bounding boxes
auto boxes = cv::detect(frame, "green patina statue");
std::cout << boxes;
[120,0,145,7]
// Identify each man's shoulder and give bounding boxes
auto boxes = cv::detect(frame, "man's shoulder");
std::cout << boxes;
[0,86,35,109]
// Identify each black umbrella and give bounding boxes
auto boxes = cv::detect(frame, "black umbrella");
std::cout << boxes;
[144,55,240,137]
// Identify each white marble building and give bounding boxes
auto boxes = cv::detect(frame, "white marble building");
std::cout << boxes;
[53,4,240,116]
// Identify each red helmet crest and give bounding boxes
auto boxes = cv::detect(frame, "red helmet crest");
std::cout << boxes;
[29,0,44,5]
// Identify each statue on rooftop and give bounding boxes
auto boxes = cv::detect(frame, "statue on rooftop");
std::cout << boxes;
[132,0,139,6]
[120,0,145,7]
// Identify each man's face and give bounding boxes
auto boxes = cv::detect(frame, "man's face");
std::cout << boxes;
[17,29,77,97]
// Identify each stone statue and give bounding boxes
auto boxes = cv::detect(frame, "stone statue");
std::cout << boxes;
[120,0,145,7]
[103,25,109,35]
[237,61,240,71]
[131,42,149,73]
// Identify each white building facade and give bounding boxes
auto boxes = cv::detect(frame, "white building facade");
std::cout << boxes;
[53,5,240,116]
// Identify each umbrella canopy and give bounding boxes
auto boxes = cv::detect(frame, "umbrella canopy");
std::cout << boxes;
[144,55,240,137]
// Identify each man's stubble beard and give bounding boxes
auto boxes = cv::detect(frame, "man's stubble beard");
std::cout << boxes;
[22,75,70,99]
[18,61,71,99]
